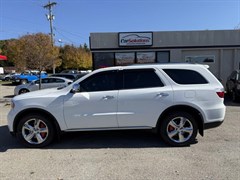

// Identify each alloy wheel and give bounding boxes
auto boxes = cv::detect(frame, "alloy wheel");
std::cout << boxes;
[166,116,193,143]
[22,118,49,145]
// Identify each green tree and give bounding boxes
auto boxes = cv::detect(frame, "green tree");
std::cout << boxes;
[61,44,92,70]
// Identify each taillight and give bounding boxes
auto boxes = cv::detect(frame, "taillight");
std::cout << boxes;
[216,91,225,98]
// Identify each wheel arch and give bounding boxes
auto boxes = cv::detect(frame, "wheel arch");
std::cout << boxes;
[13,108,61,137]
[156,105,204,136]
[19,88,30,94]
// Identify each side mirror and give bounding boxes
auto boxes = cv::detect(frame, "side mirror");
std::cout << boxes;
[71,83,80,93]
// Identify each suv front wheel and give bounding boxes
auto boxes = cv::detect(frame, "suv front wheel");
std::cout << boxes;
[17,114,55,148]
[159,112,198,147]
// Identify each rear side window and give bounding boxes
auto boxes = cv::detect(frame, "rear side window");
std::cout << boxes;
[123,69,164,89]
[49,78,65,83]
[163,69,208,84]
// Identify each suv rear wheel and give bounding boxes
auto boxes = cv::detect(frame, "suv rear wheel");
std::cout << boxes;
[159,112,198,146]
[16,114,55,148]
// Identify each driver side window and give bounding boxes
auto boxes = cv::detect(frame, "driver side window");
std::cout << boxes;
[80,70,117,92]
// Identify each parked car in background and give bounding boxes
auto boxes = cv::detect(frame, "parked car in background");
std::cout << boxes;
[50,73,78,81]
[226,70,240,102]
[14,77,72,95]
[12,70,48,84]
[60,69,78,74]
[51,72,88,81]
[8,64,225,148]
[74,73,89,81]
[0,73,19,81]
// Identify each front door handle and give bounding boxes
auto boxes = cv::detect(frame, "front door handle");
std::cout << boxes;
[102,95,114,100]
[156,93,169,97]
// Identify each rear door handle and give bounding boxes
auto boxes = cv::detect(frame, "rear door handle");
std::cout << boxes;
[156,93,169,97]
[102,96,114,100]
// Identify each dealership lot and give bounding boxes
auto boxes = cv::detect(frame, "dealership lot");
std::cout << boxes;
[0,83,239,180]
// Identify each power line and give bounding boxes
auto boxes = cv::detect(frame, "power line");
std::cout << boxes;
[54,27,76,45]
[54,25,89,40]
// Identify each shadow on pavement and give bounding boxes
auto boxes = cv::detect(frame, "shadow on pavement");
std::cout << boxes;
[0,125,23,152]
[1,83,16,87]
[50,130,170,149]
[3,95,15,98]
[0,125,195,152]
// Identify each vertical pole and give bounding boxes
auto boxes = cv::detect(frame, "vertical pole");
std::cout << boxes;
[44,0,57,74]
[49,1,55,74]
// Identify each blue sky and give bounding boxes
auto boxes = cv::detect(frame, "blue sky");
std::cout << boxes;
[0,0,239,46]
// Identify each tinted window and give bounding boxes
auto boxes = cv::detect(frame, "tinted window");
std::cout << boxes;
[35,79,48,84]
[52,74,75,80]
[42,79,49,83]
[48,78,65,83]
[163,69,208,84]
[55,78,65,83]
[123,69,164,89]
[80,71,117,92]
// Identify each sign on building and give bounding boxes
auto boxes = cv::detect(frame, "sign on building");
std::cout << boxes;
[119,32,153,46]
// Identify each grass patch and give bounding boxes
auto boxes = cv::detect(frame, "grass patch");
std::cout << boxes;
[0,81,12,85]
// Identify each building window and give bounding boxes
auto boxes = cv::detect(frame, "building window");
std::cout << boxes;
[157,51,170,63]
[115,52,135,66]
[185,55,215,63]
[93,52,114,69]
[136,52,156,64]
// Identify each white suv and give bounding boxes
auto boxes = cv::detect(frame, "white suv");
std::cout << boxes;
[8,64,226,147]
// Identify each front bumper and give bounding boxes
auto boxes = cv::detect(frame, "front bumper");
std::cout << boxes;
[7,109,15,133]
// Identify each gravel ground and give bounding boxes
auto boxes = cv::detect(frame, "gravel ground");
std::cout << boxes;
[0,82,239,180]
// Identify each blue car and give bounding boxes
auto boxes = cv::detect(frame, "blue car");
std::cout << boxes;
[12,70,48,84]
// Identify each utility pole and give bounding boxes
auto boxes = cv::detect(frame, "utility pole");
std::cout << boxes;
[44,1,57,74]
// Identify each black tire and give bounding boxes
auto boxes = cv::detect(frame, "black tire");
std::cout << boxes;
[19,89,30,95]
[5,77,10,81]
[159,112,198,147]
[16,114,55,148]
[21,79,28,84]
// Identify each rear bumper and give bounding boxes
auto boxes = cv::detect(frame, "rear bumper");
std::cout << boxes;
[204,121,224,130]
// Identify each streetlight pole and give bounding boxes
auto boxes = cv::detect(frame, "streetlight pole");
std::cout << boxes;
[44,0,57,74]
